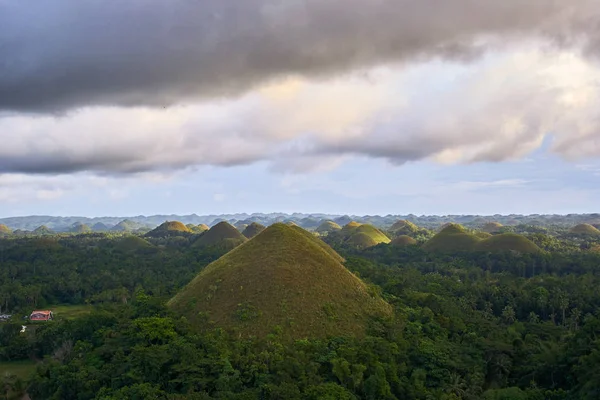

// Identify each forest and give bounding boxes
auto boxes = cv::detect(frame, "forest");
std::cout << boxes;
[1,220,600,400]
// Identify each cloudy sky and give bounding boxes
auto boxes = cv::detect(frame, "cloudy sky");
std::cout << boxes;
[2,0,600,217]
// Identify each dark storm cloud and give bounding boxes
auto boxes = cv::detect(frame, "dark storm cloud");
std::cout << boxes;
[0,0,597,112]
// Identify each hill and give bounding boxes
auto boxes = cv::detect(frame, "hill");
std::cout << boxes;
[193,221,247,250]
[569,224,600,235]
[0,224,12,236]
[481,222,503,233]
[33,225,54,235]
[315,220,342,234]
[423,224,480,252]
[242,222,266,239]
[111,219,143,232]
[341,221,362,234]
[390,235,417,246]
[389,220,419,235]
[476,233,541,254]
[186,224,209,233]
[91,222,109,232]
[146,221,192,237]
[115,236,155,253]
[168,223,391,339]
[346,225,391,249]
[69,223,92,234]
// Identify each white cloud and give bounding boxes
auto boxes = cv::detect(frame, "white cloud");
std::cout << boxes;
[0,46,600,177]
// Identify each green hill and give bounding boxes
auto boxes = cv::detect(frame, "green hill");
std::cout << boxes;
[315,220,342,234]
[569,224,600,235]
[33,225,53,235]
[346,225,391,249]
[193,221,247,250]
[481,222,503,233]
[341,221,362,234]
[70,223,92,234]
[146,221,192,237]
[111,219,142,232]
[168,223,391,340]
[91,222,109,232]
[423,224,480,252]
[115,236,155,253]
[389,220,419,235]
[0,224,12,235]
[242,222,266,239]
[390,235,417,246]
[476,233,541,253]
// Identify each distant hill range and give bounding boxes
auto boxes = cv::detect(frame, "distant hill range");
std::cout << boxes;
[1,213,600,233]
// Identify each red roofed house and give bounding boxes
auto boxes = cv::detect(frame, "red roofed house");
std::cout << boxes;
[29,310,54,321]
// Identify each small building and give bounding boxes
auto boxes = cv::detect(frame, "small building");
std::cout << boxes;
[29,310,54,321]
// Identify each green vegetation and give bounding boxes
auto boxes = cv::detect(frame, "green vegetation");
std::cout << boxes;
[390,235,417,246]
[33,225,53,235]
[110,219,143,232]
[0,224,11,235]
[193,221,247,250]
[475,231,493,239]
[315,220,342,234]
[570,223,600,235]
[145,220,191,237]
[329,223,391,250]
[389,219,419,235]
[481,221,504,233]
[241,222,266,239]
[2,216,600,399]
[114,235,155,253]
[476,233,542,254]
[169,223,390,339]
[51,304,93,320]
[341,221,362,234]
[0,360,36,380]
[69,223,92,233]
[423,223,481,252]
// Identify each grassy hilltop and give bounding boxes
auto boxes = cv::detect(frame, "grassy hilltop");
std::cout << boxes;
[169,223,390,340]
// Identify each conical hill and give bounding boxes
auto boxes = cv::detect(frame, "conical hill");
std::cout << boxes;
[423,224,480,252]
[315,220,342,234]
[476,233,541,254]
[570,224,600,235]
[242,222,266,239]
[390,235,417,246]
[146,221,191,237]
[389,220,418,235]
[168,223,390,339]
[33,225,53,235]
[193,221,247,250]
[481,222,503,233]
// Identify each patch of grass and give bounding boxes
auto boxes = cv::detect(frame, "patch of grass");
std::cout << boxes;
[0,360,36,380]
[51,304,93,320]
[169,223,390,340]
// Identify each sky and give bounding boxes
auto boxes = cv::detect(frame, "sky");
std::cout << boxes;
[1,0,600,217]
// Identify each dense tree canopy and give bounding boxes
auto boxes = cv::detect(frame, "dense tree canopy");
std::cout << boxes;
[1,229,600,399]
